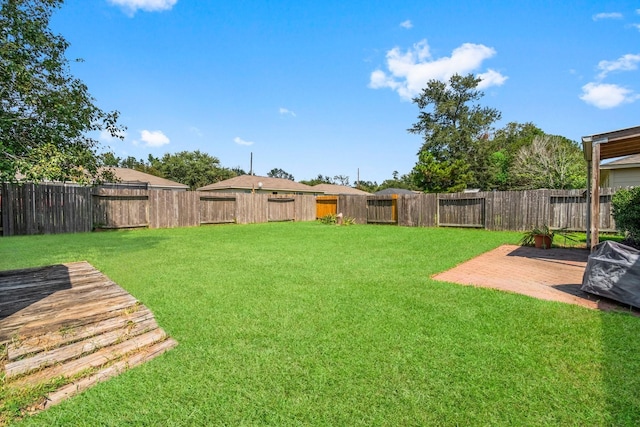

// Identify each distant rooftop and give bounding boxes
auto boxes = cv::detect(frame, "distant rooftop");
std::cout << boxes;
[197,175,320,193]
[312,184,371,195]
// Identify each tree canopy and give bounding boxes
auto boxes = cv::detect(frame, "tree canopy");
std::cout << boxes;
[1,0,124,183]
[267,168,294,181]
[152,151,235,190]
[510,135,586,189]
[409,74,501,192]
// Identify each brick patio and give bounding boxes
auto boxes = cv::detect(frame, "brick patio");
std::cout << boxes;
[433,244,638,314]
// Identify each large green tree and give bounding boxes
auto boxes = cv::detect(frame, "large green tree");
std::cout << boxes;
[1,0,124,183]
[408,74,501,192]
[155,150,235,190]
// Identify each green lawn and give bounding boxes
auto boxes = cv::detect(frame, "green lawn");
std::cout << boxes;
[1,223,639,426]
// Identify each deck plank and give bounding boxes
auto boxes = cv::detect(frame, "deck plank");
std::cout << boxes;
[0,261,177,412]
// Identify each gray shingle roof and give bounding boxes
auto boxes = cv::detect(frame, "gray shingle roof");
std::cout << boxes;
[601,154,640,169]
[374,188,419,195]
[312,184,371,195]
[197,175,320,193]
[103,167,189,190]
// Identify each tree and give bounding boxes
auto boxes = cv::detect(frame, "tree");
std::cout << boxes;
[408,74,501,192]
[412,151,471,193]
[378,170,415,191]
[510,135,586,189]
[267,168,294,181]
[486,122,545,190]
[299,174,334,186]
[333,175,349,186]
[1,0,124,184]
[355,180,378,193]
[612,187,640,247]
[100,152,121,167]
[231,166,247,176]
[155,150,235,190]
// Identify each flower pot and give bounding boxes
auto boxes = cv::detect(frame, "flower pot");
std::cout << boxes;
[534,234,552,249]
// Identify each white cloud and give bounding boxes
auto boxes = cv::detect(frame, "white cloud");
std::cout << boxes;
[139,130,170,147]
[580,82,639,108]
[476,69,508,89]
[597,54,640,79]
[279,107,296,117]
[369,39,507,100]
[234,137,254,146]
[107,0,177,15]
[592,12,623,20]
[633,23,640,31]
[400,20,413,29]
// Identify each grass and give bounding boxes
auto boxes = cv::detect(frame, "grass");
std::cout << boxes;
[1,223,639,426]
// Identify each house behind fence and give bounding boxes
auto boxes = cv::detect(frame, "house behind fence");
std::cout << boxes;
[0,183,620,236]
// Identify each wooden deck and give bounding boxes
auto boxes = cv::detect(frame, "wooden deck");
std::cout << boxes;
[0,261,177,410]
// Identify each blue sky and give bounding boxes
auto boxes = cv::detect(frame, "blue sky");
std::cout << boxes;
[51,0,640,184]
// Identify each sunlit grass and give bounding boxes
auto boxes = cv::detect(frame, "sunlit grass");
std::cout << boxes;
[1,223,639,426]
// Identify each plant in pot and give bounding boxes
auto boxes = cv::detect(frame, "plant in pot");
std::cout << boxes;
[520,224,554,249]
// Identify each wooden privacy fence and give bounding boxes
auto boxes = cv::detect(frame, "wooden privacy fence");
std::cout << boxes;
[335,189,619,231]
[1,184,93,235]
[1,184,317,236]
[316,196,338,218]
[0,184,623,236]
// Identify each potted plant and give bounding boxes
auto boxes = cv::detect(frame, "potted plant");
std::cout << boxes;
[520,224,554,249]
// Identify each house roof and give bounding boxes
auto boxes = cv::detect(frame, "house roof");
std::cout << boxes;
[600,153,640,169]
[374,188,419,195]
[197,175,319,193]
[312,184,371,195]
[104,167,189,190]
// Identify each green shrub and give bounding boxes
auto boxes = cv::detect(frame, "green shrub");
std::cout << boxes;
[343,216,356,226]
[612,187,640,245]
[318,214,337,225]
[318,214,356,226]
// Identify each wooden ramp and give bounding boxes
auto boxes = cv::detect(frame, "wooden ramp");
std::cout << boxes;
[0,261,177,410]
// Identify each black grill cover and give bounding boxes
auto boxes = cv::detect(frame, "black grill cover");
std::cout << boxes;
[581,240,640,308]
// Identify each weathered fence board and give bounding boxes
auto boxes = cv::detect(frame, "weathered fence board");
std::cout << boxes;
[294,195,317,222]
[397,194,438,227]
[1,184,92,236]
[199,195,236,224]
[148,191,199,229]
[366,195,397,224]
[93,188,148,229]
[438,194,485,228]
[268,197,295,222]
[338,194,368,224]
